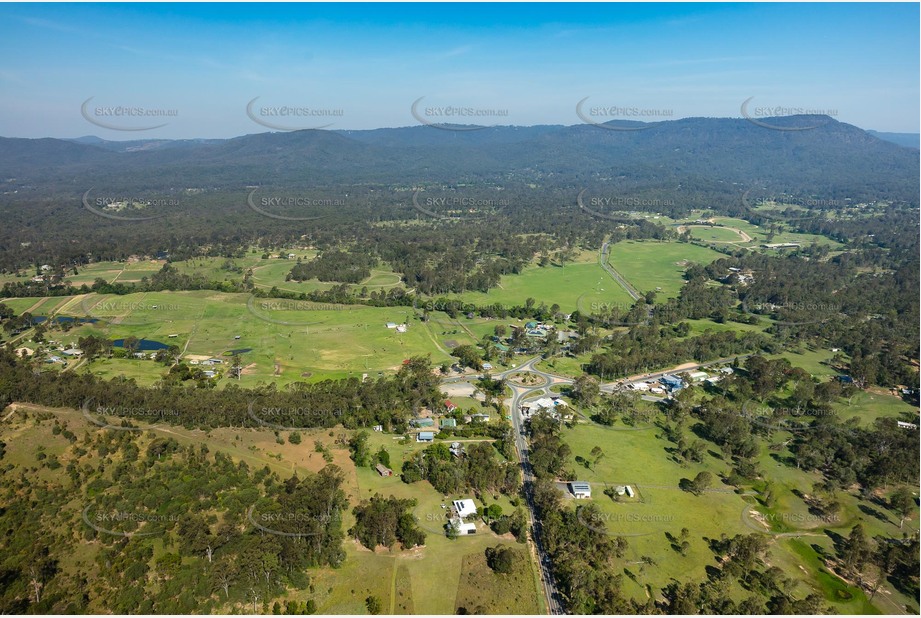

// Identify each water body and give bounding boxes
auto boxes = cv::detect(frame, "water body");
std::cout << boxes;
[111,338,170,351]
[30,316,100,325]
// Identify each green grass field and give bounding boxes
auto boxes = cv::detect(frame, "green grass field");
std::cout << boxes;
[561,400,919,613]
[450,250,635,314]
[708,217,844,249]
[5,291,457,385]
[683,225,748,243]
[606,240,726,301]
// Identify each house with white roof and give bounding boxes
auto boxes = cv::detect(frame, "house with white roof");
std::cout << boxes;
[452,499,478,518]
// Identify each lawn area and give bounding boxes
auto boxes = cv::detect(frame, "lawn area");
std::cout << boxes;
[560,421,752,603]
[606,240,726,301]
[449,250,635,314]
[683,225,748,243]
[772,346,842,380]
[709,217,844,249]
[835,390,918,426]
[683,317,773,338]
[63,259,165,286]
[31,291,457,385]
[561,400,919,613]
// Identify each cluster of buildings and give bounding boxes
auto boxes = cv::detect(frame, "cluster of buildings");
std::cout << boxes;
[625,366,733,396]
[568,482,634,500]
[519,395,571,421]
[385,322,408,333]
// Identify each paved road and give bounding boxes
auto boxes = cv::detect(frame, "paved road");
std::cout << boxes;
[504,357,566,614]
[600,241,641,301]
[439,353,754,614]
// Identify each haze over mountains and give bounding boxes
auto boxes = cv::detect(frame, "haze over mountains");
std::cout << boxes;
[1,116,918,205]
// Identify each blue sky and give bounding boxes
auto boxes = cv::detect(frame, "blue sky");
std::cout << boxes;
[0,3,917,138]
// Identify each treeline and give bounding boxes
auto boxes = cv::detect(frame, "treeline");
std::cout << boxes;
[0,351,442,432]
[0,412,345,613]
[585,327,770,380]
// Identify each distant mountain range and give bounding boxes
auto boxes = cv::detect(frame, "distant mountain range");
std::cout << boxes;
[1,116,918,204]
[866,130,920,149]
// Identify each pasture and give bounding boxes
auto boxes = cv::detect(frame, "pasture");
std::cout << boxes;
[450,250,635,314]
[606,240,726,301]
[21,291,456,384]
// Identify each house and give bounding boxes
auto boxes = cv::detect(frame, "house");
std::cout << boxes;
[453,499,478,518]
[520,397,568,420]
[416,431,435,442]
[570,481,592,499]
[625,486,635,498]
[482,363,493,370]
[614,485,627,495]
[444,400,458,412]
[287,253,296,259]
[687,371,708,382]
[385,322,398,329]
[440,418,457,428]
[494,343,510,352]
[375,464,393,477]
[660,375,685,391]
[61,348,83,357]
[705,376,722,385]
[718,367,734,375]
[202,370,217,378]
[525,321,538,329]
[837,375,854,384]
[896,421,919,430]
[629,381,650,391]
[450,442,464,457]
[45,355,63,364]
[451,520,477,535]
[372,425,383,432]
[40,264,51,271]
[412,417,435,428]
[396,324,407,333]
[470,413,490,423]
[189,359,200,365]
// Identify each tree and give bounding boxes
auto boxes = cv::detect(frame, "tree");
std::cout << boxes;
[689,471,712,495]
[374,446,391,469]
[571,374,601,407]
[348,431,371,467]
[889,487,914,529]
[841,524,872,577]
[451,345,483,371]
[485,545,516,574]
[365,596,382,615]
[590,446,604,470]
[288,431,302,445]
